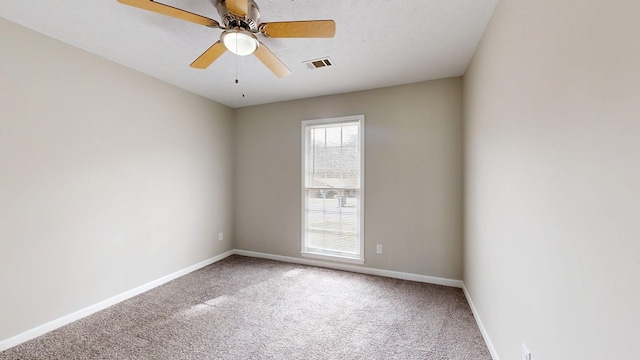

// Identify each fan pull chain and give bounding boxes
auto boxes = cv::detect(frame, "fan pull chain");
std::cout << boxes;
[234,54,245,98]
[241,55,245,98]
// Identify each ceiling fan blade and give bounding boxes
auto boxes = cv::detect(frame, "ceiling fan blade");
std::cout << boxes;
[117,0,219,28]
[190,41,227,69]
[260,20,336,38]
[253,43,292,78]
[226,0,248,17]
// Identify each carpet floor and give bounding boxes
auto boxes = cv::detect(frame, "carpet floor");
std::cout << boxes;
[0,255,491,359]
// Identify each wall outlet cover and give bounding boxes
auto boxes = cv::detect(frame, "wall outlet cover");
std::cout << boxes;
[522,343,531,360]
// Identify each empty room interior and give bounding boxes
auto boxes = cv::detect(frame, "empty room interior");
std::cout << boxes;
[1,0,639,359]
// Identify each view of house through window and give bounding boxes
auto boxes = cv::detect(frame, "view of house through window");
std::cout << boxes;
[301,115,364,263]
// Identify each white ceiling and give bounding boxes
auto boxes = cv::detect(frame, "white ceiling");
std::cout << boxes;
[0,0,497,108]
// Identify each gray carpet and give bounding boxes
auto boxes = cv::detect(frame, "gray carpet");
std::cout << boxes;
[0,255,491,359]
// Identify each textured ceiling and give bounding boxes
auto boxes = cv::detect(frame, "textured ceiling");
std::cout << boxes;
[0,0,497,108]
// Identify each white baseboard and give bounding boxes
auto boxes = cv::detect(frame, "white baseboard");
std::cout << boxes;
[233,249,463,288]
[0,250,235,352]
[1,249,465,353]
[236,250,499,358]
[462,283,499,360]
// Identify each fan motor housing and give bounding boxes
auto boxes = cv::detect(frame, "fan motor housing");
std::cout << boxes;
[214,0,261,32]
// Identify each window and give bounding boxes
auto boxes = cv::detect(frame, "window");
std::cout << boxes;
[301,115,364,264]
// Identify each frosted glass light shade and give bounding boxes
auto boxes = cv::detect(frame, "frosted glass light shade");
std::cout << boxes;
[221,30,258,56]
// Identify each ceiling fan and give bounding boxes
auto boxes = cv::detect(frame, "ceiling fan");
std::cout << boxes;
[117,0,336,77]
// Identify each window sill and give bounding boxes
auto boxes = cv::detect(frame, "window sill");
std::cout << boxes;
[300,251,365,265]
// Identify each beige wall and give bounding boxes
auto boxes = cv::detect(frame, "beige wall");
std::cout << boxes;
[234,79,464,279]
[0,18,234,341]
[464,0,640,359]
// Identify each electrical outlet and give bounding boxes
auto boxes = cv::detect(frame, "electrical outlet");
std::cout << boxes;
[376,244,382,254]
[218,232,223,241]
[522,343,531,360]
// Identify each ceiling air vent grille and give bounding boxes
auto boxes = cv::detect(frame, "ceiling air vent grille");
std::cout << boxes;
[304,57,334,70]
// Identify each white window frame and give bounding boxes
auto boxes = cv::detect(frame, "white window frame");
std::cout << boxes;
[300,114,365,264]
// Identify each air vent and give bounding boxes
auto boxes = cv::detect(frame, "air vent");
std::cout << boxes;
[304,57,334,70]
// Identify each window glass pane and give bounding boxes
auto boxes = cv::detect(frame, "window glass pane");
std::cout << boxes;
[326,126,341,147]
[305,190,359,254]
[303,116,363,262]
[313,128,325,146]
[342,125,358,146]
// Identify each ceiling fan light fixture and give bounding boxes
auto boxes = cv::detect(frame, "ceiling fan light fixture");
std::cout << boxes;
[221,29,259,56]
